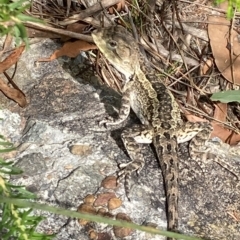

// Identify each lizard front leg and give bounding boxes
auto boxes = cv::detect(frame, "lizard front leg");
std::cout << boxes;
[118,124,153,198]
[100,81,133,128]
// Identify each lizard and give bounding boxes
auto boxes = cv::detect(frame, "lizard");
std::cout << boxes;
[92,25,213,239]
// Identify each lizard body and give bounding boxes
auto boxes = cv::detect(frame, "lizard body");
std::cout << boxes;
[92,25,212,239]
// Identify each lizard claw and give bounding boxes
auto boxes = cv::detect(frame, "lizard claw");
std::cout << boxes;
[117,168,132,200]
[99,116,114,128]
[117,161,144,199]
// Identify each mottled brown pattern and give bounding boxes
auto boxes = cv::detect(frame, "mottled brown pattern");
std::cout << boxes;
[92,25,213,239]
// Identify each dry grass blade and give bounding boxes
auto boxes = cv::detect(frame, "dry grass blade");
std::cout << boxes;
[59,0,122,26]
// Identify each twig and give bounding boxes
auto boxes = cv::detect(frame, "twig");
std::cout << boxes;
[58,0,121,26]
[25,22,94,42]
[166,21,209,42]
[140,37,199,66]
[229,8,236,84]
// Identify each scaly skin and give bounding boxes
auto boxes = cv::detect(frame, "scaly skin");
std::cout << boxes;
[92,25,212,239]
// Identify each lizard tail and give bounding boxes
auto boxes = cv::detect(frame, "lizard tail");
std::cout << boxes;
[154,135,179,234]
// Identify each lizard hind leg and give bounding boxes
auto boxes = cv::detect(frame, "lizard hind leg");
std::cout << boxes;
[117,125,153,198]
[188,123,213,173]
[177,121,213,172]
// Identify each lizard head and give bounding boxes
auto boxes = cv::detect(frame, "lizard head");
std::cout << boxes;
[92,25,141,80]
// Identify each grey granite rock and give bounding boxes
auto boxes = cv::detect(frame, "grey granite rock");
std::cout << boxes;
[0,38,240,240]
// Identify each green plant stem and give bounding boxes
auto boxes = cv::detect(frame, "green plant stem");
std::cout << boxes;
[0,196,205,240]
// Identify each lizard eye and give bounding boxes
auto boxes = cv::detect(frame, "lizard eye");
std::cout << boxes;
[107,40,117,49]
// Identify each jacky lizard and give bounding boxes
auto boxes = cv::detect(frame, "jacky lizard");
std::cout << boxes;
[92,25,213,239]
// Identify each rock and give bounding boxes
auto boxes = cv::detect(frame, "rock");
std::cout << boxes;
[0,38,239,240]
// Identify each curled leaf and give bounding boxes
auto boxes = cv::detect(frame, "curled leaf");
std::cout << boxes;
[0,77,27,107]
[38,40,97,61]
[208,15,240,85]
[0,45,25,73]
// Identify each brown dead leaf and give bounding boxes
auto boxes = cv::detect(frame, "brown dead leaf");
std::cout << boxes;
[200,58,213,75]
[184,111,208,123]
[205,2,240,143]
[184,110,240,145]
[0,34,13,58]
[208,15,240,85]
[38,40,97,61]
[211,122,240,145]
[0,45,25,73]
[0,45,26,107]
[109,0,126,14]
[213,102,227,122]
[211,102,240,145]
[66,22,88,34]
[61,23,89,41]
[0,77,26,107]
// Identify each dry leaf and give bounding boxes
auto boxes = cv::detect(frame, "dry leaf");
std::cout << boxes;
[61,23,89,41]
[109,0,126,14]
[184,112,208,123]
[0,45,25,73]
[211,122,240,145]
[213,102,227,122]
[0,77,27,107]
[200,58,213,75]
[0,45,26,107]
[208,15,240,85]
[212,103,240,145]
[38,40,97,61]
[184,110,240,145]
[0,34,13,58]
[211,102,240,145]
[66,22,88,34]
[207,2,240,143]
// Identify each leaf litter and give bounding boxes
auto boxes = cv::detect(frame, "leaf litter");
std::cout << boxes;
[0,43,26,107]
